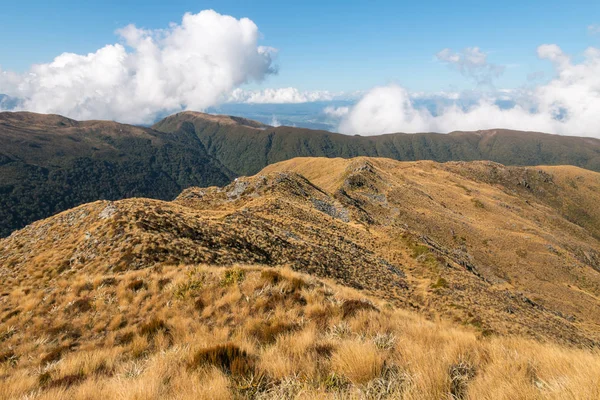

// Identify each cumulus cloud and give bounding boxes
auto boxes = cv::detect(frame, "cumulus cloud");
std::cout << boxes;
[339,44,600,137]
[436,47,505,86]
[323,105,349,118]
[0,10,276,123]
[589,24,600,35]
[228,87,333,103]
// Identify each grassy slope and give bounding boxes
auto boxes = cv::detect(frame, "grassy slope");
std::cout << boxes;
[2,157,600,398]
[1,265,599,400]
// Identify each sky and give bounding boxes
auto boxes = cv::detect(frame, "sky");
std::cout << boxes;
[1,1,600,136]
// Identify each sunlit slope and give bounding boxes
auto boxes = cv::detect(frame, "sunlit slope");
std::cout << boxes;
[3,157,600,346]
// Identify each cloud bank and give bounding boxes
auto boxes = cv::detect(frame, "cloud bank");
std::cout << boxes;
[323,105,350,118]
[339,44,600,137]
[0,10,276,124]
[229,87,333,103]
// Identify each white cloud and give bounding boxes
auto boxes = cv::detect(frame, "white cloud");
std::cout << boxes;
[436,47,505,86]
[228,87,333,103]
[339,44,600,137]
[0,10,276,124]
[589,24,600,35]
[323,105,349,118]
[270,115,281,127]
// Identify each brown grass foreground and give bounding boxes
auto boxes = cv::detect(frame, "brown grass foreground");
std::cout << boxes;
[1,265,599,400]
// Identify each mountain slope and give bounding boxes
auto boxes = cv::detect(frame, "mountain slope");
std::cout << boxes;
[4,109,600,239]
[3,157,600,345]
[153,111,600,176]
[0,112,233,237]
[2,156,600,398]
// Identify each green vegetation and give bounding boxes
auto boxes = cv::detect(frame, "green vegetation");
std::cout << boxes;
[4,109,600,238]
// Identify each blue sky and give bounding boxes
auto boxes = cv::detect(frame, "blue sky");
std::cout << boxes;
[1,0,598,92]
[1,1,600,136]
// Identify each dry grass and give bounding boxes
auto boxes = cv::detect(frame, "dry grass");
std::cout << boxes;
[0,265,599,399]
[2,156,600,398]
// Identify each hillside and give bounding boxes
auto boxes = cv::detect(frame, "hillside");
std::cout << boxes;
[3,109,600,240]
[153,111,600,176]
[0,112,233,237]
[2,157,600,398]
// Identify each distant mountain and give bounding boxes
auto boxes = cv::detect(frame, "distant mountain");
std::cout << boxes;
[153,111,600,177]
[2,110,600,237]
[0,112,232,237]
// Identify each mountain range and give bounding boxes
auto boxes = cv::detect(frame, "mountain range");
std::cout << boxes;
[2,110,600,238]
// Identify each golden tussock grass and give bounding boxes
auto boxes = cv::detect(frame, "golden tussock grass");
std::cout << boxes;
[0,265,599,399]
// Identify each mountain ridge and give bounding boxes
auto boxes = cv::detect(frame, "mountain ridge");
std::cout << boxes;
[3,156,600,345]
[2,155,600,398]
[2,110,600,238]
[153,111,600,177]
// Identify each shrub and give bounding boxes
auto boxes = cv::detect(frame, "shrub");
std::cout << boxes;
[431,277,449,289]
[411,244,430,258]
[221,268,245,286]
[471,198,485,209]
[173,279,203,300]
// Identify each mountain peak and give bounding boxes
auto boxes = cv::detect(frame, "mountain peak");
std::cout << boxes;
[0,111,78,128]
[154,110,269,130]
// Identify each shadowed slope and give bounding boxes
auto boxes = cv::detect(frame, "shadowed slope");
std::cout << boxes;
[153,112,600,177]
[0,111,233,237]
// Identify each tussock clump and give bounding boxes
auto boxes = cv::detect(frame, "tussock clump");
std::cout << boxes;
[0,350,15,363]
[1,309,20,322]
[194,297,205,312]
[41,347,66,365]
[43,373,86,389]
[449,362,477,399]
[331,340,384,384]
[127,279,147,292]
[114,332,135,346]
[138,318,170,339]
[247,320,300,344]
[260,269,283,285]
[260,269,307,293]
[341,299,379,318]
[67,297,93,314]
[191,343,254,376]
[100,277,117,287]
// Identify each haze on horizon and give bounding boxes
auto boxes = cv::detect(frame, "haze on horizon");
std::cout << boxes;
[1,1,600,137]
